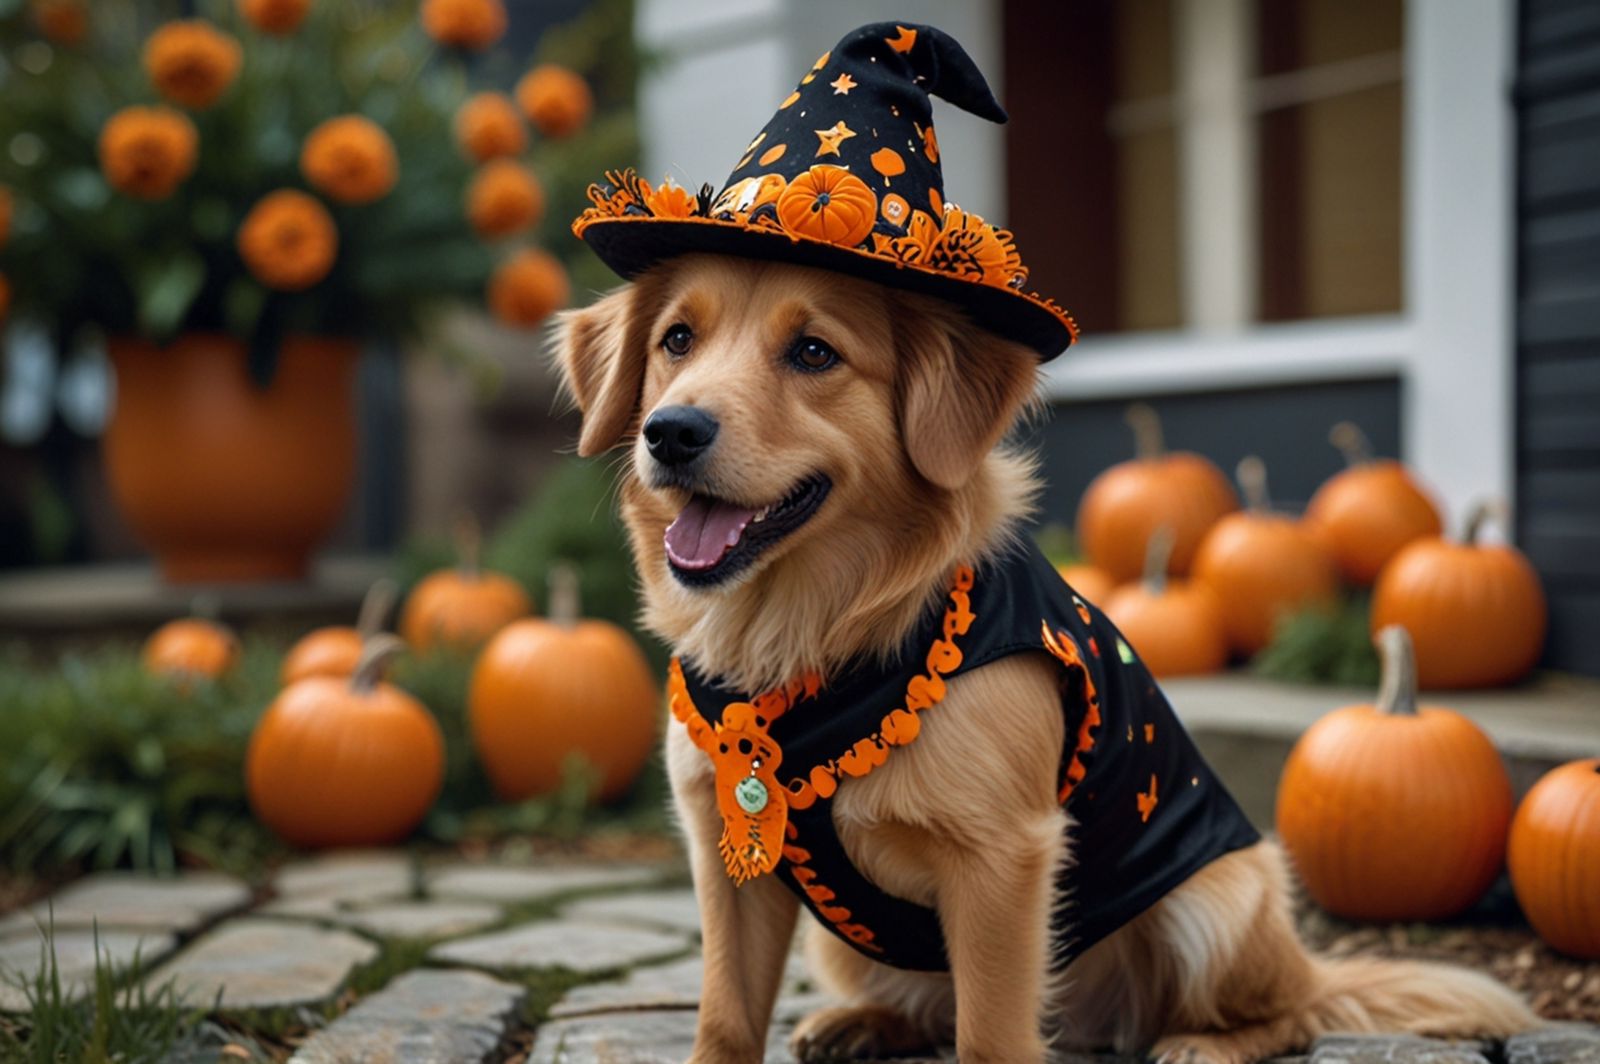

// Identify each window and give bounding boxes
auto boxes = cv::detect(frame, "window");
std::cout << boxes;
[1004,0,1405,334]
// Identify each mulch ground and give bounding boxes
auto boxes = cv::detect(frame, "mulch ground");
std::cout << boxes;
[1297,899,1600,1022]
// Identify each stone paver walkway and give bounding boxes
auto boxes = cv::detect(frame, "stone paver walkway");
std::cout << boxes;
[1,852,1597,1063]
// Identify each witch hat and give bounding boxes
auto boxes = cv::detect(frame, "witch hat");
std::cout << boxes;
[572,22,1077,360]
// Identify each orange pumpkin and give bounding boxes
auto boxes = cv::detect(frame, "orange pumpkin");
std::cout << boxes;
[469,564,659,803]
[1103,528,1227,678]
[1057,563,1115,606]
[1276,625,1513,921]
[248,635,444,848]
[776,165,877,247]
[1370,501,1547,689]
[399,515,531,652]
[281,578,397,685]
[1191,457,1338,657]
[1075,404,1238,584]
[1304,422,1443,585]
[144,613,238,681]
[514,64,592,139]
[1508,758,1600,959]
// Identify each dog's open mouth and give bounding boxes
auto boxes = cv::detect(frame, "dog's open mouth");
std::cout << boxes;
[664,475,832,586]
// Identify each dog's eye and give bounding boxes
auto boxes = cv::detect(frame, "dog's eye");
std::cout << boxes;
[662,324,693,358]
[789,337,839,373]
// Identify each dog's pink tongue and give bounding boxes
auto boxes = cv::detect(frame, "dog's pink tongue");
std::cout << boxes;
[665,496,757,570]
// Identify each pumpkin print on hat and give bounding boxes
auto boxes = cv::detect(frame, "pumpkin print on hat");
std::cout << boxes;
[572,22,1077,360]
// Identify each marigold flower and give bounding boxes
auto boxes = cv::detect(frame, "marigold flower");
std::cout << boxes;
[454,92,526,163]
[489,249,569,329]
[515,64,592,139]
[300,115,398,205]
[645,179,696,219]
[143,19,243,110]
[420,0,505,51]
[466,160,544,239]
[98,106,200,201]
[239,0,310,34]
[237,190,338,291]
[32,0,88,45]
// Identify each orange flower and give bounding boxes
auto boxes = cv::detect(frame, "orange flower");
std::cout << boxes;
[645,179,696,219]
[32,0,88,45]
[237,190,338,291]
[466,159,543,238]
[454,92,526,163]
[489,249,569,329]
[420,0,505,51]
[98,106,199,200]
[515,65,592,139]
[143,20,242,110]
[239,0,310,34]
[300,115,398,205]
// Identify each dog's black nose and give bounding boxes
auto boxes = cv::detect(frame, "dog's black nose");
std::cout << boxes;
[643,405,719,466]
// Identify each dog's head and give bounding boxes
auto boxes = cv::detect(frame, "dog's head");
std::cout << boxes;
[553,254,1037,670]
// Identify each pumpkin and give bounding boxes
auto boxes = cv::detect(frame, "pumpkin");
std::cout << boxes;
[144,612,238,681]
[1057,563,1115,606]
[1508,758,1600,959]
[281,578,397,685]
[469,564,658,803]
[1103,527,1227,678]
[776,165,877,247]
[1304,422,1443,585]
[1370,500,1547,689]
[1276,625,1513,921]
[1075,403,1238,584]
[399,514,531,652]
[247,634,444,848]
[1191,457,1339,657]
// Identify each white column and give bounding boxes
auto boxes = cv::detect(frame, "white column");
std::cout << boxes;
[1403,0,1516,529]
[1175,0,1258,331]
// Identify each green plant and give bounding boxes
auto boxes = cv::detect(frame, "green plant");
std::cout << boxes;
[0,923,218,1064]
[1253,593,1381,687]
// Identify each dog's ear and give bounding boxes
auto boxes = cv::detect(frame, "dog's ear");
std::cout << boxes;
[894,306,1039,491]
[552,284,653,457]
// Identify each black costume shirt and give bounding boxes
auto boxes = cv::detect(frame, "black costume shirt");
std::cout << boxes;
[669,541,1260,971]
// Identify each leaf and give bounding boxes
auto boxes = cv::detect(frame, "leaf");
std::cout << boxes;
[135,252,207,340]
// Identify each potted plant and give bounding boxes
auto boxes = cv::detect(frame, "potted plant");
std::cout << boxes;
[0,0,624,582]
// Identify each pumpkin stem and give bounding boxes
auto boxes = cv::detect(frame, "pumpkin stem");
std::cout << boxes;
[548,562,581,628]
[1329,422,1374,468]
[1142,526,1175,596]
[350,633,405,695]
[1237,456,1271,513]
[1125,403,1166,461]
[1374,625,1419,717]
[356,578,398,639]
[454,513,482,579]
[1463,499,1508,545]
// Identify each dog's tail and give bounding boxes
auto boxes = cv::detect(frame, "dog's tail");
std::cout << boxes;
[1292,953,1536,1041]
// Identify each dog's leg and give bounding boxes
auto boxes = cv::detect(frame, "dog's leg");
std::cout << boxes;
[790,922,952,1060]
[934,809,1061,1064]
[670,729,800,1064]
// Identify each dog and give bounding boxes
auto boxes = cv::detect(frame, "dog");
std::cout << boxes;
[552,252,1537,1064]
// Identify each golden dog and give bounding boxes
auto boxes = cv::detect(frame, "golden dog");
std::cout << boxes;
[553,253,1535,1064]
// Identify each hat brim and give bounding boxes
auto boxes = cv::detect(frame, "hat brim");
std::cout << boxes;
[579,214,1077,362]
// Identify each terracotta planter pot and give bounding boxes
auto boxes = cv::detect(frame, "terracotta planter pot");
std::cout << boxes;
[104,333,358,583]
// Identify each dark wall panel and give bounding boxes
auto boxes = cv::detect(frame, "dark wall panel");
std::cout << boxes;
[1028,379,1403,529]
[1516,0,1600,676]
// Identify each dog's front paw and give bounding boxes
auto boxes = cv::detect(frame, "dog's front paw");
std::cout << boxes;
[1151,1032,1251,1064]
[789,1004,933,1062]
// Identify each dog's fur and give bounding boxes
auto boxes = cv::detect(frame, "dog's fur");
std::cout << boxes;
[554,254,1536,1063]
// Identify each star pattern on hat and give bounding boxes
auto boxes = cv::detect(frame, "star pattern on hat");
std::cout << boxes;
[886,25,917,53]
[830,73,857,95]
[813,120,856,158]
